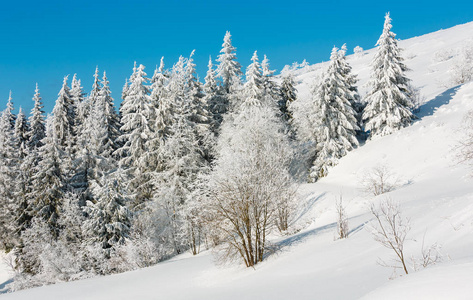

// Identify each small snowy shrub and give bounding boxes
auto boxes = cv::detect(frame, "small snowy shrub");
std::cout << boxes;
[360,165,398,196]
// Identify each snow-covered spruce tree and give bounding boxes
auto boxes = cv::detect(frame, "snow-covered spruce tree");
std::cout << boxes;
[72,72,120,202]
[28,84,46,150]
[14,107,30,159]
[70,74,86,145]
[0,110,19,250]
[208,103,296,267]
[216,31,242,110]
[240,51,266,110]
[153,108,206,255]
[338,44,363,125]
[98,71,122,157]
[14,84,47,250]
[280,73,298,122]
[261,54,281,106]
[362,13,414,137]
[13,108,32,241]
[117,63,154,209]
[150,57,171,141]
[185,50,213,161]
[5,91,16,129]
[205,56,226,133]
[29,117,66,237]
[83,169,132,267]
[52,76,75,156]
[308,47,360,182]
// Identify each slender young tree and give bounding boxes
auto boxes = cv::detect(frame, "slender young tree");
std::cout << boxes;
[362,13,414,137]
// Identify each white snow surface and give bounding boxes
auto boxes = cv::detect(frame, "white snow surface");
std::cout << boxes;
[2,21,473,299]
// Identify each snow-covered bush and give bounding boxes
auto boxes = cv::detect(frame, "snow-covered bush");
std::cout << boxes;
[456,110,473,171]
[360,165,398,196]
[354,46,364,58]
[450,42,473,85]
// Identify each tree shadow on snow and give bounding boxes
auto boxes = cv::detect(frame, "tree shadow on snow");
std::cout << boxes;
[264,221,337,260]
[0,278,13,294]
[416,85,462,119]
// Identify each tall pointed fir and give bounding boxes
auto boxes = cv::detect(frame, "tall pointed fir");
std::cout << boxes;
[16,85,46,239]
[216,31,242,110]
[98,71,122,158]
[0,110,19,250]
[308,47,360,182]
[29,112,67,238]
[28,84,46,150]
[5,91,16,129]
[70,74,86,140]
[150,57,171,141]
[185,50,213,160]
[204,56,225,132]
[241,51,265,110]
[117,63,153,209]
[14,107,30,159]
[280,74,298,122]
[338,44,363,119]
[261,54,280,105]
[52,76,75,154]
[13,108,32,240]
[362,13,414,137]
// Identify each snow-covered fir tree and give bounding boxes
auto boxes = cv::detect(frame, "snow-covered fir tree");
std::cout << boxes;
[185,50,213,161]
[150,57,170,140]
[280,73,297,122]
[28,117,66,238]
[204,56,226,132]
[338,44,363,124]
[261,54,281,106]
[52,76,75,153]
[216,31,242,109]
[117,63,153,209]
[5,91,16,129]
[28,84,46,150]
[83,169,132,259]
[0,110,19,250]
[308,47,360,182]
[362,13,414,137]
[241,51,264,109]
[14,107,30,159]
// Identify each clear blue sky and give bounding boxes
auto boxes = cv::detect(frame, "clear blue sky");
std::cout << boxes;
[1,0,472,114]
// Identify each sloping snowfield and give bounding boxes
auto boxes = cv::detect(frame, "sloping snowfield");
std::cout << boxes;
[2,22,473,300]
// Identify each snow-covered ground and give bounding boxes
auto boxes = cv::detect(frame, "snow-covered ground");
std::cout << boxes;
[2,21,473,299]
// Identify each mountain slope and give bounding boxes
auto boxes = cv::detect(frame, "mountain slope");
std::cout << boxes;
[2,21,473,300]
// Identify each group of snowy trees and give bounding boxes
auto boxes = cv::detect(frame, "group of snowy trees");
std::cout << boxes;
[0,12,417,289]
[0,30,300,289]
[290,13,415,181]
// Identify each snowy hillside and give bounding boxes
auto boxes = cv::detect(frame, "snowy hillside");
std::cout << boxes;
[2,21,473,300]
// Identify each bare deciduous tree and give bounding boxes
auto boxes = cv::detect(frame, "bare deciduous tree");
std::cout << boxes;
[369,198,410,275]
[336,196,349,239]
